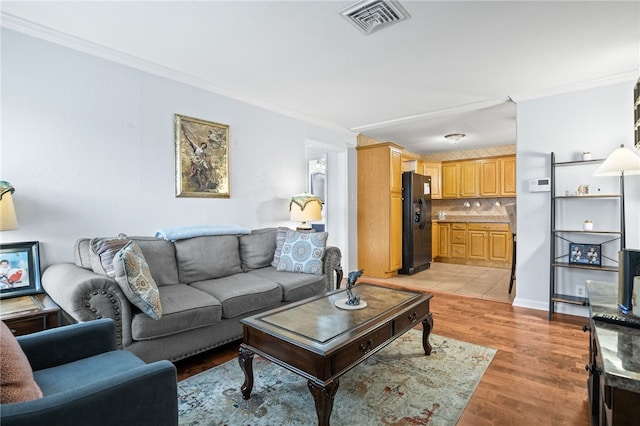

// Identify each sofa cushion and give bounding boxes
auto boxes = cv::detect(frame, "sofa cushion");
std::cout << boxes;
[131,284,222,341]
[248,267,326,302]
[129,236,179,286]
[270,227,290,268]
[239,228,277,272]
[113,241,163,320]
[191,274,282,319]
[90,234,129,277]
[175,236,243,284]
[276,230,328,275]
[0,321,43,403]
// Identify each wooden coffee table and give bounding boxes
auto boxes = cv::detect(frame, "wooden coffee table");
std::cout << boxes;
[239,283,433,426]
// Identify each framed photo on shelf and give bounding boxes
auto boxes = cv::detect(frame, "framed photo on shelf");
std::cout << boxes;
[569,243,601,267]
[175,114,230,198]
[0,241,43,299]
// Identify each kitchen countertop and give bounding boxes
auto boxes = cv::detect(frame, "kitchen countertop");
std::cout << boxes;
[432,215,510,223]
[587,280,640,394]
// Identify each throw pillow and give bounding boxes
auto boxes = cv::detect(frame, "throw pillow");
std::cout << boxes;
[89,234,129,277]
[270,227,290,268]
[276,230,328,275]
[0,321,43,404]
[113,241,163,320]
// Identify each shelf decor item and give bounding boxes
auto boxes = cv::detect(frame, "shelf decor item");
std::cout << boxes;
[582,152,592,161]
[568,243,601,267]
[0,241,42,299]
[583,220,593,231]
[175,114,230,198]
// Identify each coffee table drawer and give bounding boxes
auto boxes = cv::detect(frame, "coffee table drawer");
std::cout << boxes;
[394,301,430,334]
[332,323,393,373]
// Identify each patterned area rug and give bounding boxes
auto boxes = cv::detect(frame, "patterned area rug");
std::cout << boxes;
[178,330,496,425]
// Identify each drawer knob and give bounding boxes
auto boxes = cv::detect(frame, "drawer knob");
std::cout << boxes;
[582,325,591,333]
[408,312,418,322]
[359,339,374,353]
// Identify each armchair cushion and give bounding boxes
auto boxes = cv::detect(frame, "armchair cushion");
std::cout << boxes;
[0,322,42,404]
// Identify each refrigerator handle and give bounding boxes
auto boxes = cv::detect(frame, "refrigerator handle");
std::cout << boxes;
[418,197,426,230]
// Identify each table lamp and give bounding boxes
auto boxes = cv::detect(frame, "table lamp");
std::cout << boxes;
[289,193,322,230]
[0,181,18,231]
[593,144,640,249]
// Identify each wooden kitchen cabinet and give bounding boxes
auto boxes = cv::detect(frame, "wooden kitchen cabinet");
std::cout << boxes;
[437,223,451,258]
[441,162,458,199]
[422,162,442,199]
[357,142,403,278]
[432,222,439,258]
[479,158,500,197]
[441,155,516,199]
[434,222,511,268]
[500,156,516,196]
[459,161,478,198]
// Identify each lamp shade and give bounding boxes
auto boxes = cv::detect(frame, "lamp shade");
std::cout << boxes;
[290,193,322,229]
[0,181,18,231]
[594,145,640,176]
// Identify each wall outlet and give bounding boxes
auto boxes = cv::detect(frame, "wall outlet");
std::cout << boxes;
[576,283,586,298]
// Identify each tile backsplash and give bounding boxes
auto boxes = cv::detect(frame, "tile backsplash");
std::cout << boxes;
[432,197,516,219]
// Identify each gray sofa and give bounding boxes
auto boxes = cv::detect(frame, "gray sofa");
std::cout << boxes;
[41,228,342,363]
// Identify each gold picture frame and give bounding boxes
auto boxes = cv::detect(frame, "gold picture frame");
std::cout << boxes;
[175,114,230,198]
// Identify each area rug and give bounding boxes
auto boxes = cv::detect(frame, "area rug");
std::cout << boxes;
[178,330,496,425]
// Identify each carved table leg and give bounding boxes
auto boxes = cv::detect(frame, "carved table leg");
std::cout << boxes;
[422,313,433,355]
[308,379,339,426]
[238,345,255,399]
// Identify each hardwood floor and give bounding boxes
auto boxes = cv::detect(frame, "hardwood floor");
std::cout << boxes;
[175,290,591,425]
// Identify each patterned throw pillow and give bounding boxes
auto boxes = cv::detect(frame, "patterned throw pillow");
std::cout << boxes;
[276,230,328,275]
[113,241,163,320]
[0,321,43,404]
[90,234,129,277]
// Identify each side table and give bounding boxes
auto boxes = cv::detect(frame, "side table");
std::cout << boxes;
[0,293,61,335]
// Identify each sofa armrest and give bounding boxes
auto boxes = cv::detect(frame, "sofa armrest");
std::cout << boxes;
[1,360,178,426]
[322,246,343,292]
[41,263,133,348]
[18,318,117,371]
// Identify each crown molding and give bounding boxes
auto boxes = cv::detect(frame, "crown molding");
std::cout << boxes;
[1,12,357,139]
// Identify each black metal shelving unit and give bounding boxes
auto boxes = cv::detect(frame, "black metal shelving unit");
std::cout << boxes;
[549,153,623,319]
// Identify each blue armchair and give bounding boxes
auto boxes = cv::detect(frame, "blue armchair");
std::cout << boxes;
[1,318,178,426]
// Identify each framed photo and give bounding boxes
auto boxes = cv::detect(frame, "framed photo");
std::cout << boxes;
[175,114,230,198]
[0,241,43,299]
[569,243,601,267]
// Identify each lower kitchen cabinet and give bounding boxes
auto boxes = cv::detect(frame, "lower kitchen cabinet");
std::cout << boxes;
[435,222,512,268]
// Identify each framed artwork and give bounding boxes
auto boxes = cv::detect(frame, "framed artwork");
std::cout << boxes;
[175,114,230,198]
[569,243,601,267]
[0,241,43,299]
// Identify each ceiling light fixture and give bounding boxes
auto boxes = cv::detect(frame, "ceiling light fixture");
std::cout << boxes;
[444,133,465,144]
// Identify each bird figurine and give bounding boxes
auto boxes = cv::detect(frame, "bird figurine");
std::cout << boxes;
[345,269,364,306]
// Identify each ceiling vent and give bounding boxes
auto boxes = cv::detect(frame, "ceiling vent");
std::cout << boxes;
[339,0,410,35]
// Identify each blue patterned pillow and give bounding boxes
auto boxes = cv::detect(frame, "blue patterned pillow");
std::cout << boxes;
[276,230,327,275]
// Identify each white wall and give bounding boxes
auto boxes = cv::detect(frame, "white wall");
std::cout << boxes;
[0,29,356,267]
[514,81,639,315]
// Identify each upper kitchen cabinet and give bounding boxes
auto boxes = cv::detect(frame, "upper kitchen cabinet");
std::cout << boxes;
[441,155,516,199]
[421,162,442,199]
[499,156,517,196]
[357,141,403,278]
[441,162,459,199]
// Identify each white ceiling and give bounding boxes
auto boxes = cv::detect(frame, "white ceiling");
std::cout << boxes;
[1,1,638,154]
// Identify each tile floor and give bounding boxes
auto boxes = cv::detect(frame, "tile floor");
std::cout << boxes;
[360,261,515,304]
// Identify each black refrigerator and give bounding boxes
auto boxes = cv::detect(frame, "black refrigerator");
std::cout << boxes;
[399,171,432,275]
